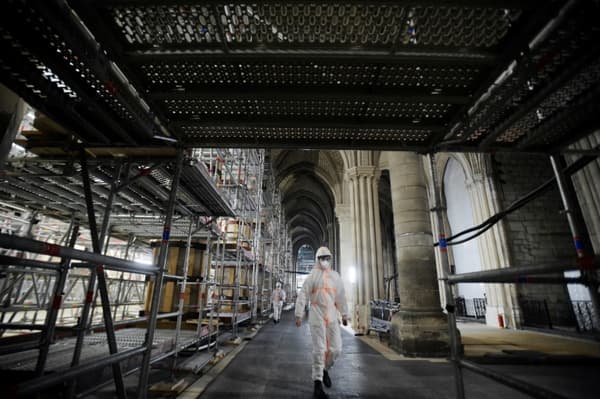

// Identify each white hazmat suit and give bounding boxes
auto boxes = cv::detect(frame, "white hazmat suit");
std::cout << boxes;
[295,247,348,384]
[271,282,286,323]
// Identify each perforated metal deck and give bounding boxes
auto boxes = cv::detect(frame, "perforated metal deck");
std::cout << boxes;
[0,0,597,153]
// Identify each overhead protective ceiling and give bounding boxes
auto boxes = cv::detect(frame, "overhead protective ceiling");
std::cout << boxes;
[1,1,598,153]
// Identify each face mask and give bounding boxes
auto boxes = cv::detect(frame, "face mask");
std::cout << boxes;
[319,259,330,268]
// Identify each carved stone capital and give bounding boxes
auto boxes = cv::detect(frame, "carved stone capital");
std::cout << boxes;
[345,166,379,180]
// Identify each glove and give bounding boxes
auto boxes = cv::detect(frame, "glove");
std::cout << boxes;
[342,316,348,326]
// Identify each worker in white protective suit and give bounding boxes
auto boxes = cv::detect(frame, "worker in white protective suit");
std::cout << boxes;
[271,282,286,324]
[295,246,348,399]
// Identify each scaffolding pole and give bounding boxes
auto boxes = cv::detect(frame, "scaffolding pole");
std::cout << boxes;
[66,164,143,395]
[89,162,124,328]
[172,217,194,370]
[137,149,184,398]
[428,153,465,399]
[438,152,600,399]
[550,154,600,330]
[0,235,155,274]
[113,233,136,320]
[35,222,80,376]
[0,255,63,270]
[79,153,127,399]
[251,150,265,322]
[446,261,594,284]
[232,217,243,338]
[196,228,213,353]
[214,233,225,352]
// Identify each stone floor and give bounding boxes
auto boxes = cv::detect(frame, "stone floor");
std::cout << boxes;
[195,311,600,399]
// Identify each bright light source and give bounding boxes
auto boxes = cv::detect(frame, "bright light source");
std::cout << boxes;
[136,257,154,265]
[152,135,178,143]
[349,266,356,284]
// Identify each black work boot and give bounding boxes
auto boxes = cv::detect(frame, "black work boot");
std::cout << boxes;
[323,369,331,388]
[313,380,328,399]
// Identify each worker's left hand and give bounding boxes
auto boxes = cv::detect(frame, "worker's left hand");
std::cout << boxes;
[342,316,348,326]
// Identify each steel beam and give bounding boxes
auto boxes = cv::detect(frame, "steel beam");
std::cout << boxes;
[172,120,445,131]
[150,89,470,105]
[124,48,497,63]
[94,0,532,8]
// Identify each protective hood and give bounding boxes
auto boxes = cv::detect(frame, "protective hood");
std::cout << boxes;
[315,246,332,260]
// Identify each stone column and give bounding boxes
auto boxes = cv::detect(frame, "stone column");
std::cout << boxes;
[388,152,450,356]
[326,221,336,266]
[465,154,520,328]
[346,166,384,333]
[335,204,354,321]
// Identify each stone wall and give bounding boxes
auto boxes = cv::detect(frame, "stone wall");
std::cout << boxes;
[494,153,577,328]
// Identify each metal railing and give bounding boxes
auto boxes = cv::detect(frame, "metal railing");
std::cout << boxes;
[455,297,486,319]
[519,298,599,333]
[572,300,600,332]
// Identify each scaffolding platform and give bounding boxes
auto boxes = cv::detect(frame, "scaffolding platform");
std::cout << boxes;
[0,328,206,372]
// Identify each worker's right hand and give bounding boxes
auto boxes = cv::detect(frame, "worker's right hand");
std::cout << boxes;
[295,317,302,327]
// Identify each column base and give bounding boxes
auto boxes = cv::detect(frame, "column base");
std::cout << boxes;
[353,303,370,335]
[390,309,452,357]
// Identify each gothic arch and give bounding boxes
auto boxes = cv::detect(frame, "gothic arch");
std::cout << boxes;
[273,150,340,259]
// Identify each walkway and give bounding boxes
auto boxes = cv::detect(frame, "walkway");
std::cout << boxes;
[192,311,600,399]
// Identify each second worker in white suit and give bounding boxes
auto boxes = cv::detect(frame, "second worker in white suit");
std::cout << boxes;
[271,282,286,324]
[295,246,348,399]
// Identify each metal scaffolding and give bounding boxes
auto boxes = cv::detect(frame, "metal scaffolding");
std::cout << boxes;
[256,164,290,322]
[1,1,599,398]
[200,149,266,338]
[429,149,599,399]
[0,144,264,397]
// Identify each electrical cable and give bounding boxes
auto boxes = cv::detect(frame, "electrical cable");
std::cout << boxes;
[434,150,598,247]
